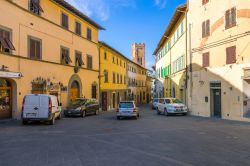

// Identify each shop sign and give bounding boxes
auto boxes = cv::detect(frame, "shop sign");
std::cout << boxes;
[0,71,22,78]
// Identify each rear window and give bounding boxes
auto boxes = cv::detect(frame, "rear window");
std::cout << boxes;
[164,99,171,104]
[153,99,158,102]
[25,95,40,105]
[172,99,182,103]
[119,102,134,108]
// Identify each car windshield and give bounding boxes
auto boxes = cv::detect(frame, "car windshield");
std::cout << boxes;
[172,99,182,104]
[71,99,87,106]
[119,102,134,108]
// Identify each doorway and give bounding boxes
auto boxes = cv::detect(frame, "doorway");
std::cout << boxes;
[101,92,107,111]
[70,81,80,102]
[212,89,222,117]
[0,79,12,119]
[112,93,116,109]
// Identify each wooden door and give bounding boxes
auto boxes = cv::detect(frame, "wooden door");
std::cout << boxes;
[102,92,107,111]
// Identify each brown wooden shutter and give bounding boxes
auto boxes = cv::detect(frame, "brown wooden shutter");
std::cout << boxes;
[225,10,230,29]
[232,7,236,26]
[206,20,210,36]
[202,21,205,38]
[30,39,36,59]
[202,52,209,67]
[62,13,68,29]
[35,40,40,59]
[226,46,236,64]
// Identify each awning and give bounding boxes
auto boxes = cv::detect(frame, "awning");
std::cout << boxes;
[0,71,22,78]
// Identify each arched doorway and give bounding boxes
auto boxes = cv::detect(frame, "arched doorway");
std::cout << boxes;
[0,78,12,119]
[70,81,80,102]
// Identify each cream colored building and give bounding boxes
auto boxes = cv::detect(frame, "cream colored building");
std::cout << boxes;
[154,4,188,103]
[187,0,250,121]
[0,0,104,119]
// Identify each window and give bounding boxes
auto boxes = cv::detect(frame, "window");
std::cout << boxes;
[104,70,108,83]
[202,20,210,38]
[124,76,126,84]
[87,55,93,69]
[0,28,15,53]
[28,36,42,60]
[29,0,43,15]
[75,51,84,67]
[61,47,71,64]
[112,56,115,63]
[87,28,92,40]
[117,74,119,84]
[75,21,81,36]
[226,46,236,64]
[117,58,118,64]
[113,72,116,83]
[202,0,209,5]
[104,52,107,60]
[202,52,210,67]
[225,7,236,29]
[92,84,97,99]
[61,12,68,29]
[120,75,123,84]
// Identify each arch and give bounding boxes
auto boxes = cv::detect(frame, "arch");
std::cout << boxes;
[68,74,83,104]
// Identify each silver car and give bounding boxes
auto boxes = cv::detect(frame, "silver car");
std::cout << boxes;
[157,98,188,116]
[117,101,140,120]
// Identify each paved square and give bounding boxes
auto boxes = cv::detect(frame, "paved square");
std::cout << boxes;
[0,105,250,166]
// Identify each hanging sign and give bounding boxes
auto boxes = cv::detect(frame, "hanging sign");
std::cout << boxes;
[0,71,22,78]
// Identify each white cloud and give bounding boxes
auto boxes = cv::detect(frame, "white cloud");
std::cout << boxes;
[154,0,167,9]
[65,0,136,21]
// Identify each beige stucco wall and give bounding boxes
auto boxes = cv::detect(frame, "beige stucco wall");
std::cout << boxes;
[188,0,250,121]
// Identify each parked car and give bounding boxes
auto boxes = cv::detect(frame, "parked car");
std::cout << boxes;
[117,101,140,120]
[157,98,188,116]
[152,98,159,109]
[64,98,99,117]
[21,94,62,125]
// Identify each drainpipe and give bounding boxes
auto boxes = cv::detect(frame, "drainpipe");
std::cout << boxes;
[185,7,188,106]
[98,44,101,111]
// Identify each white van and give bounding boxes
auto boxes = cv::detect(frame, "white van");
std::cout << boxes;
[21,94,62,125]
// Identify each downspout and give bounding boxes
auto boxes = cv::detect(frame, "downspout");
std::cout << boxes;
[185,5,189,106]
[98,44,101,111]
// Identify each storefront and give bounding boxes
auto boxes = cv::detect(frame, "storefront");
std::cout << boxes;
[0,70,21,119]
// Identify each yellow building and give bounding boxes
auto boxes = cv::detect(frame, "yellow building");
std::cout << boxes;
[188,0,250,121]
[127,61,147,104]
[99,42,129,111]
[0,0,104,119]
[154,4,188,103]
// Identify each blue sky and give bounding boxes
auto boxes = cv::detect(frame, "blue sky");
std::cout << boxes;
[65,0,186,69]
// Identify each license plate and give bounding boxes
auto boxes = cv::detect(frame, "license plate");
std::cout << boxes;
[26,113,36,117]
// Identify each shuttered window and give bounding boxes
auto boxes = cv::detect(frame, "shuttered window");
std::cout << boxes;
[87,55,93,69]
[113,72,116,83]
[29,0,43,15]
[0,28,15,53]
[120,75,123,84]
[226,46,236,64]
[75,21,81,35]
[104,70,108,83]
[202,52,210,67]
[87,28,92,40]
[29,37,42,60]
[61,47,72,65]
[202,20,210,38]
[61,13,69,29]
[225,7,236,29]
[117,74,119,84]
[202,0,209,5]
[91,85,97,99]
[75,51,84,67]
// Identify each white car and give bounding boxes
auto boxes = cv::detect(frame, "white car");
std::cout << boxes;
[117,101,140,120]
[157,98,188,116]
[21,94,62,125]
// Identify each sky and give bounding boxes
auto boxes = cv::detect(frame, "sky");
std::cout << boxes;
[65,0,186,69]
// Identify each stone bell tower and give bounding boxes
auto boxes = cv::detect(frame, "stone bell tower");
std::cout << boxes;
[132,43,145,67]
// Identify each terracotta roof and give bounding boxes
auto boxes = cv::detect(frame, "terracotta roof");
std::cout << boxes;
[153,3,187,55]
[99,41,148,70]
[53,0,105,30]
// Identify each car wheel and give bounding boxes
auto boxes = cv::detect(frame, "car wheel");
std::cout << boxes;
[117,116,120,120]
[49,115,55,125]
[57,113,62,120]
[95,109,99,115]
[164,108,168,116]
[22,120,28,125]
[82,111,86,118]
[183,113,187,116]
[157,108,160,115]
